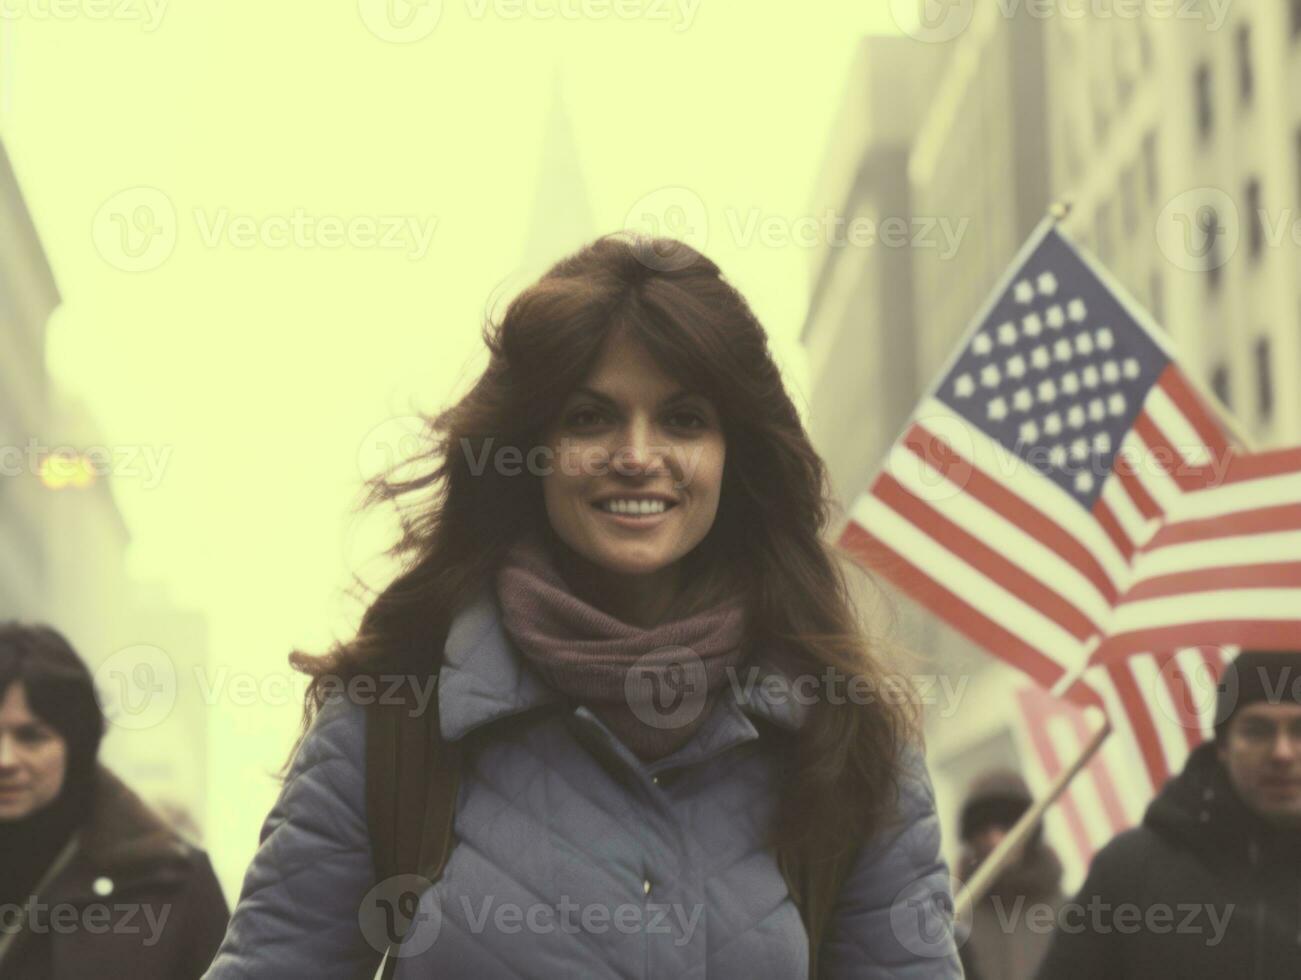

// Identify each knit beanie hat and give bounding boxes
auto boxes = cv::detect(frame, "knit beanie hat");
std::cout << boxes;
[1213,648,1301,743]
[959,770,1034,842]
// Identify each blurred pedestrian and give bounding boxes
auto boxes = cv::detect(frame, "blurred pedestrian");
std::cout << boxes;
[1035,648,1301,979]
[0,623,229,979]
[955,770,1064,980]
[203,234,962,978]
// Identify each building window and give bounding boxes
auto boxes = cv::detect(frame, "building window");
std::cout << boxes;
[1195,62,1214,141]
[1204,206,1224,292]
[1295,126,1301,211]
[1210,362,1231,409]
[1116,32,1135,106]
[1064,117,1082,184]
[1149,269,1165,327]
[1138,22,1153,70]
[1245,178,1264,261]
[1095,200,1115,265]
[1254,336,1273,422]
[1293,0,1301,39]
[1236,24,1254,104]
[1142,130,1158,204]
[1093,91,1110,144]
[1121,166,1138,237]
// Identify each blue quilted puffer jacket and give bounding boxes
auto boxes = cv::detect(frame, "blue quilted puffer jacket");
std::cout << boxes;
[203,588,961,979]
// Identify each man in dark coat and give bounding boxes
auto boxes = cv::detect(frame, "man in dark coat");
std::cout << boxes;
[1035,648,1301,979]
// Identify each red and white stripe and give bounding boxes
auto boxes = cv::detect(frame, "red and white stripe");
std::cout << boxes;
[1098,447,1301,662]
[1012,683,1132,884]
[840,367,1301,691]
[1084,646,1232,793]
[1011,648,1231,881]
[841,395,1121,700]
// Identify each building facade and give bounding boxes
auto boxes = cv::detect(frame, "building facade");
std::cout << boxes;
[0,137,56,618]
[2,134,214,844]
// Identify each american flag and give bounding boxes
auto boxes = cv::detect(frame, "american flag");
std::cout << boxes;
[1086,645,1233,791]
[1013,646,1234,884]
[1011,682,1130,886]
[839,220,1301,699]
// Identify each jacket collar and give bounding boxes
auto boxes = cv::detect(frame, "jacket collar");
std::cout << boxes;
[39,766,193,905]
[1144,740,1301,868]
[79,766,192,868]
[438,586,810,742]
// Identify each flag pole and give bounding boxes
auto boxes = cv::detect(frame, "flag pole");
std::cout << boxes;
[1048,635,1100,701]
[950,634,1109,917]
[953,709,1112,924]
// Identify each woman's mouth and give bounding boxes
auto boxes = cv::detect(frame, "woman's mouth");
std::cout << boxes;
[591,497,678,529]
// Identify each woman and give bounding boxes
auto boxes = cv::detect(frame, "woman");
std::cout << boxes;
[204,234,961,978]
[0,623,229,978]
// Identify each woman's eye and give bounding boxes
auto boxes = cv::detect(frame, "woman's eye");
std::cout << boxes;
[669,411,706,430]
[564,407,708,430]
[566,408,604,428]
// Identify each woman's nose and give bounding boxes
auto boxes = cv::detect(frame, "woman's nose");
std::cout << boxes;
[613,419,668,474]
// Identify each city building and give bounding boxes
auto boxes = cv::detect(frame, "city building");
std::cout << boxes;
[0,136,56,618]
[1042,3,1301,447]
[1,134,214,844]
[801,35,948,514]
[516,69,599,284]
[44,391,213,843]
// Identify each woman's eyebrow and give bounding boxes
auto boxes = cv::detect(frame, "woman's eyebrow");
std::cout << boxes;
[571,386,700,407]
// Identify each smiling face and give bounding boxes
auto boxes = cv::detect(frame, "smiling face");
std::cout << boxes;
[0,681,69,822]
[539,329,726,581]
[1218,702,1301,828]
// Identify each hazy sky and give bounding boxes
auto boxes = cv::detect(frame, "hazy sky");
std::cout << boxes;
[2,0,906,890]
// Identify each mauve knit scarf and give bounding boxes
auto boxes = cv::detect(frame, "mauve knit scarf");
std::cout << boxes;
[494,528,751,761]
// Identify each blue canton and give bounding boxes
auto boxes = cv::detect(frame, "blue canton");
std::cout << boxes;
[935,229,1169,509]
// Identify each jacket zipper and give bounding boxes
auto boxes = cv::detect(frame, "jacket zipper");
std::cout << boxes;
[0,834,81,972]
[1248,839,1264,980]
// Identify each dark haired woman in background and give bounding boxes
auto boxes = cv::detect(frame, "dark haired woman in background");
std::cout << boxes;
[205,234,961,978]
[0,623,229,978]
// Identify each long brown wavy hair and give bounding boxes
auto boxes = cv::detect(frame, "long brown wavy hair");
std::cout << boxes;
[289,232,919,861]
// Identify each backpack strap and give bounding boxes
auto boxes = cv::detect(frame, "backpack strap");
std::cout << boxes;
[365,652,561,976]
[364,602,460,979]
[366,679,458,872]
